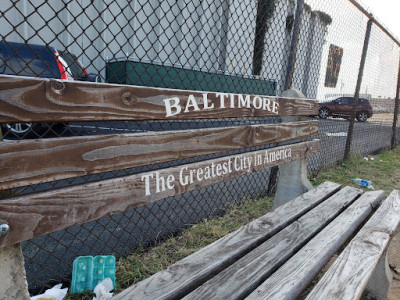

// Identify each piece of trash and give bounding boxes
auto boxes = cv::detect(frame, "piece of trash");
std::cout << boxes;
[363,157,369,161]
[325,132,347,137]
[351,178,374,190]
[370,157,375,161]
[93,278,114,300]
[71,255,116,294]
[31,284,68,300]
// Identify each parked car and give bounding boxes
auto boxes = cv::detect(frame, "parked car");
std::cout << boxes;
[0,41,100,137]
[318,96,373,122]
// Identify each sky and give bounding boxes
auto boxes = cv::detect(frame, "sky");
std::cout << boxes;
[304,0,400,98]
[360,0,400,40]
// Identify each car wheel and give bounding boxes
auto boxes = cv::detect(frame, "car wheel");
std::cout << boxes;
[319,108,330,119]
[356,111,368,122]
[4,123,33,137]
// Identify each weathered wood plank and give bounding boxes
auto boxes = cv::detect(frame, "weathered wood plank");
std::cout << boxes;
[305,190,400,300]
[182,187,363,300]
[0,140,319,248]
[112,182,341,300]
[0,121,318,190]
[0,75,318,122]
[245,190,385,300]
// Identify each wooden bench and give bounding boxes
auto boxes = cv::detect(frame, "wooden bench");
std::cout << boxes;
[112,184,400,300]
[0,75,398,299]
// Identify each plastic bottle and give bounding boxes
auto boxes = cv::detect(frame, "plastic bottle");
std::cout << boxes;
[351,178,374,189]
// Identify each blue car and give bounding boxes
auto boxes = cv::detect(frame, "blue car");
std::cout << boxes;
[0,41,99,136]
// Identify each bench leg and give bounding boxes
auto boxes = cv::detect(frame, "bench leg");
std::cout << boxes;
[0,244,30,300]
[273,158,313,210]
[364,248,392,300]
[272,87,313,210]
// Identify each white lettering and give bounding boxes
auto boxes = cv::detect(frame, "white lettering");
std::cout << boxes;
[230,94,236,108]
[238,94,251,108]
[234,156,241,171]
[222,161,229,175]
[167,174,175,190]
[197,168,204,181]
[184,95,200,113]
[141,173,154,196]
[272,101,279,114]
[155,172,165,193]
[164,97,181,117]
[216,93,228,108]
[263,98,271,111]
[180,166,188,186]
[216,163,222,176]
[202,93,214,110]
[253,96,263,109]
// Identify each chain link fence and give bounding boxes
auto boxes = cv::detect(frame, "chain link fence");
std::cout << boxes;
[1,0,400,294]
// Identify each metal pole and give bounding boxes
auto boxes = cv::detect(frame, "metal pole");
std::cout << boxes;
[344,18,373,160]
[391,54,400,149]
[284,0,304,90]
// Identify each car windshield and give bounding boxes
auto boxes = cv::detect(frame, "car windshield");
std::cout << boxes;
[59,51,86,78]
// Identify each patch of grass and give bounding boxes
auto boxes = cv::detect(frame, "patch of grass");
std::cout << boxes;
[114,196,273,293]
[65,290,94,300]
[312,146,400,195]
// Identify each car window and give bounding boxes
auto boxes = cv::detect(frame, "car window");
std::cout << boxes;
[337,98,349,105]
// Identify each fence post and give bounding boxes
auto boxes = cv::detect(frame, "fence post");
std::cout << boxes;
[344,18,373,160]
[0,130,30,300]
[391,55,400,149]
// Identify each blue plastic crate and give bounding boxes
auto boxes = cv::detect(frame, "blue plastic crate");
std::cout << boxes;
[71,255,116,293]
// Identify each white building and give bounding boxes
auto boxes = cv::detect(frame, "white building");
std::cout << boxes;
[1,0,330,98]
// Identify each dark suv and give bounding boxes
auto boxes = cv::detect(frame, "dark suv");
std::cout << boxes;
[0,41,99,136]
[318,97,373,122]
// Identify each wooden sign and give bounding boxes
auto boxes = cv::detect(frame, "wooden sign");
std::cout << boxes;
[0,75,318,122]
[0,140,319,248]
[0,121,317,190]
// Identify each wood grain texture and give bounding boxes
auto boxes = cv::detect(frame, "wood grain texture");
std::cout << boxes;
[112,182,341,300]
[0,141,319,248]
[305,190,400,300]
[0,121,318,190]
[0,75,318,122]
[182,187,363,300]
[245,190,385,300]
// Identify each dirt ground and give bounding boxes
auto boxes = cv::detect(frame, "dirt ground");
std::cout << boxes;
[388,233,400,299]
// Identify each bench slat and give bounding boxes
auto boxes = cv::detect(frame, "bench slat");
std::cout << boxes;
[0,140,319,248]
[0,121,318,190]
[112,182,341,300]
[0,75,318,122]
[182,187,363,300]
[245,190,385,300]
[305,190,400,300]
